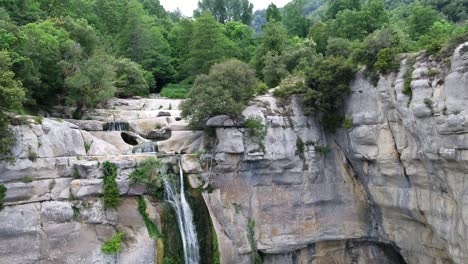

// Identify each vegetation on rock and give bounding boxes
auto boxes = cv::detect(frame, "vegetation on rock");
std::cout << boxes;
[103,161,120,208]
[101,232,126,254]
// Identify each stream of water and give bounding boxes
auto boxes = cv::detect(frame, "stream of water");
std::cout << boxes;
[163,157,200,264]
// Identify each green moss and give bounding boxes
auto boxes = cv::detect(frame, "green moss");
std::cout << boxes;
[103,161,121,208]
[34,115,43,124]
[129,158,164,199]
[72,206,80,220]
[137,196,161,238]
[247,218,263,264]
[342,118,353,129]
[22,176,33,183]
[101,232,126,254]
[0,184,7,210]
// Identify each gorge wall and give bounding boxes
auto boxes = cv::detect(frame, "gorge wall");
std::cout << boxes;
[0,42,467,264]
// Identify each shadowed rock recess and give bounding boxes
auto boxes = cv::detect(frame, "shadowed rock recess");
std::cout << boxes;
[0,43,467,264]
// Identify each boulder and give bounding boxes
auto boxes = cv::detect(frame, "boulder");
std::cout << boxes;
[147,129,172,141]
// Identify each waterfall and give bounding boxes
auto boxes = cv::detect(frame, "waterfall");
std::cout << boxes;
[132,143,158,154]
[104,122,129,131]
[163,157,200,264]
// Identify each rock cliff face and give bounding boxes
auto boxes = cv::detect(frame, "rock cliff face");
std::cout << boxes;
[0,42,467,264]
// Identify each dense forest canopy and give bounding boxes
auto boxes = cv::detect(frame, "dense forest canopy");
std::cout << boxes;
[0,0,467,160]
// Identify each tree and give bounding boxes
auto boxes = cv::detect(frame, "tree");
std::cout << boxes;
[282,0,311,37]
[262,52,288,88]
[308,21,329,55]
[326,37,352,57]
[408,3,440,39]
[265,3,281,22]
[330,0,388,40]
[65,53,116,119]
[114,58,152,98]
[224,21,255,62]
[184,12,238,80]
[181,59,257,127]
[324,0,361,20]
[195,0,254,25]
[119,0,174,88]
[16,20,74,106]
[0,51,25,162]
[303,56,356,131]
[168,19,194,81]
[252,21,288,79]
[422,0,467,23]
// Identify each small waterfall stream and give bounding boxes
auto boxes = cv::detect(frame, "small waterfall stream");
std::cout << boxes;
[164,157,200,264]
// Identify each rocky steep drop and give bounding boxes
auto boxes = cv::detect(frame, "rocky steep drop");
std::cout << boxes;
[0,42,467,264]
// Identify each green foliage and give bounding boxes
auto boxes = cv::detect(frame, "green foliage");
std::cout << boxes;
[65,53,116,119]
[303,56,356,131]
[114,58,151,98]
[403,74,413,97]
[247,218,262,264]
[224,21,256,62]
[253,82,269,95]
[101,232,126,254]
[253,21,288,79]
[262,52,288,88]
[424,97,434,114]
[103,161,121,209]
[408,3,440,40]
[282,0,311,37]
[184,12,239,80]
[160,83,191,99]
[326,37,352,57]
[137,196,161,238]
[22,176,33,183]
[245,116,267,140]
[195,0,254,25]
[212,226,220,264]
[266,3,281,22]
[315,145,331,155]
[181,59,257,127]
[342,118,354,129]
[374,47,400,74]
[0,50,25,162]
[129,158,164,199]
[72,206,80,220]
[0,184,6,210]
[84,142,92,153]
[272,75,306,99]
[296,138,305,159]
[72,168,81,179]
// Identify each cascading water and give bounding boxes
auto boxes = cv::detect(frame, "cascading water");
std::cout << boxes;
[104,121,129,131]
[163,157,200,264]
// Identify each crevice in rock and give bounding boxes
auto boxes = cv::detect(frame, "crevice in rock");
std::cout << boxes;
[386,120,412,188]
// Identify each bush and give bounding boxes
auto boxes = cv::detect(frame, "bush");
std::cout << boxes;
[0,184,6,210]
[303,56,356,131]
[245,116,267,140]
[114,58,151,98]
[160,83,191,99]
[137,196,161,238]
[129,158,164,199]
[103,161,121,208]
[181,59,258,128]
[101,232,126,254]
[272,75,306,99]
[342,118,354,129]
[374,48,400,74]
[253,82,269,95]
[22,176,33,183]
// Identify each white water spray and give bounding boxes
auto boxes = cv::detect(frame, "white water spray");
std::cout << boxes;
[164,157,200,264]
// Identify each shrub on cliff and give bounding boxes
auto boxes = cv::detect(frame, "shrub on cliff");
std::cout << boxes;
[101,232,126,254]
[102,161,120,208]
[181,59,258,128]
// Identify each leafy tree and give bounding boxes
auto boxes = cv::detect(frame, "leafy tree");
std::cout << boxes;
[330,0,388,40]
[0,0,43,25]
[324,0,361,20]
[265,3,281,22]
[65,52,116,119]
[326,37,353,57]
[423,0,467,22]
[52,16,98,56]
[16,20,74,106]
[309,21,330,54]
[184,12,238,80]
[0,51,25,162]
[119,0,174,88]
[195,0,254,25]
[303,56,356,131]
[224,21,255,62]
[168,19,194,81]
[252,21,288,79]
[181,59,257,127]
[114,58,151,98]
[282,0,311,37]
[408,3,441,40]
[262,52,288,88]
